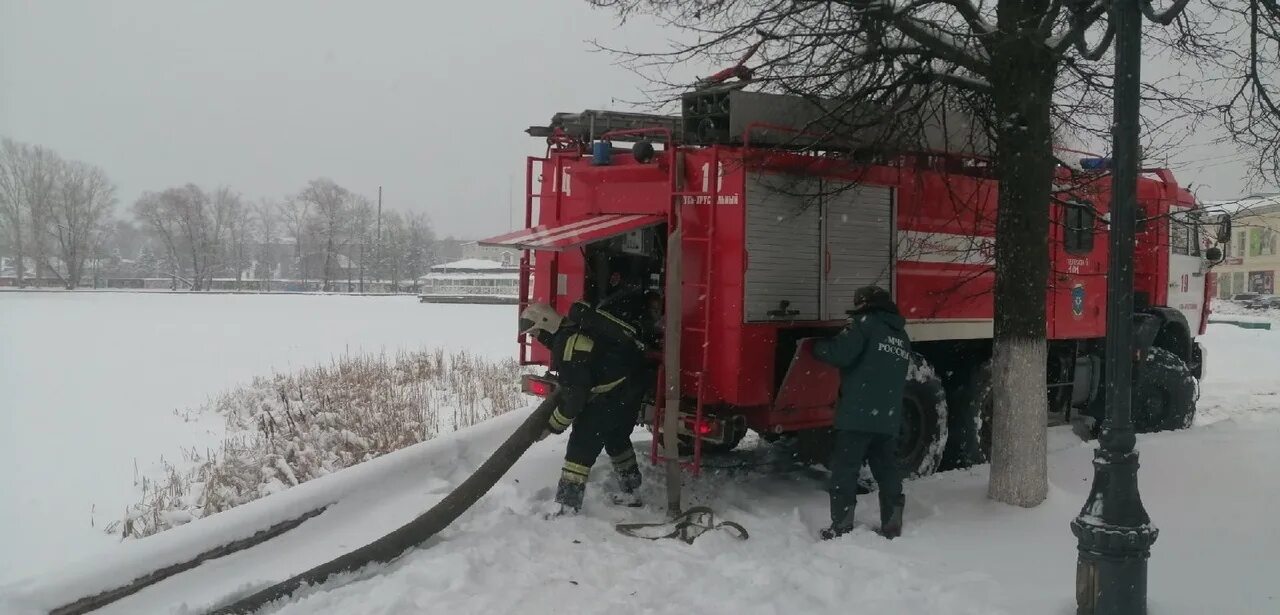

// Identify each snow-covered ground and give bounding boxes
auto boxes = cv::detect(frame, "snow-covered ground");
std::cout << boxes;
[2,294,1278,614]
[0,292,517,583]
[1208,298,1280,324]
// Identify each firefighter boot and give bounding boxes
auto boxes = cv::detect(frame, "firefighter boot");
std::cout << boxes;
[820,507,856,540]
[552,462,590,516]
[608,450,643,508]
[552,477,586,516]
[819,525,851,540]
[879,493,905,539]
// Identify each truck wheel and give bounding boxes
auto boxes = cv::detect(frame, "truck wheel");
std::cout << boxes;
[940,359,993,468]
[1133,346,1197,432]
[898,354,949,478]
[789,356,948,478]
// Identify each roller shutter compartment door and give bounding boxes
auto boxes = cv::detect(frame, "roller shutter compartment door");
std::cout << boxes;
[744,173,822,321]
[822,181,894,320]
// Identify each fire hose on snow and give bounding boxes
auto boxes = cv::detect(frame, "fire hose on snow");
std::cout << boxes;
[204,390,748,614]
[202,393,564,614]
[48,506,331,615]
[50,388,747,615]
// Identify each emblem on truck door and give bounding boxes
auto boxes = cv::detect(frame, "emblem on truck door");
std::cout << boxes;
[1071,284,1086,318]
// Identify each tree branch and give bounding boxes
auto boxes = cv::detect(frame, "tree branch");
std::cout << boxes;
[1075,17,1116,61]
[1141,0,1191,25]
[816,0,993,75]
[1051,1,1109,56]
[939,0,995,37]
[890,10,992,75]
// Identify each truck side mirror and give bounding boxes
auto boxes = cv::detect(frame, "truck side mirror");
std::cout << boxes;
[1216,214,1233,245]
[1205,246,1223,262]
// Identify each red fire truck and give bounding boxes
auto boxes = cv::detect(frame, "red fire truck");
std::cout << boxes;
[481,91,1219,477]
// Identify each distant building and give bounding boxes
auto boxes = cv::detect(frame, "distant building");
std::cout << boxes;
[1209,193,1280,297]
[460,241,521,266]
[418,258,519,304]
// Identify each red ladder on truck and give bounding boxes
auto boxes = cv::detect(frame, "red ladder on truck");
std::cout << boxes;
[516,154,570,365]
[649,146,721,475]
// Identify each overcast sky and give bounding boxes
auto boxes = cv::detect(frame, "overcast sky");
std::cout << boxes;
[1,1,1274,239]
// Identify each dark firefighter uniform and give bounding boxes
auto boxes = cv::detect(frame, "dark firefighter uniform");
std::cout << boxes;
[812,286,912,539]
[524,301,647,513]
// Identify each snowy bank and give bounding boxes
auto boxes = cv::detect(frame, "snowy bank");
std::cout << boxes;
[0,410,538,615]
[114,350,527,540]
[0,292,517,581]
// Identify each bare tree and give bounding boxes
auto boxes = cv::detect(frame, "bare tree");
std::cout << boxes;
[0,139,27,285]
[296,178,352,292]
[404,211,436,283]
[133,191,186,288]
[25,148,58,284]
[48,160,116,289]
[0,139,60,286]
[349,195,375,292]
[169,185,214,291]
[254,199,278,291]
[278,197,312,286]
[204,187,241,290]
[224,192,253,290]
[1214,1,1280,186]
[587,0,1212,506]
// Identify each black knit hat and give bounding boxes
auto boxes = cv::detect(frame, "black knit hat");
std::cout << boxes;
[852,285,893,312]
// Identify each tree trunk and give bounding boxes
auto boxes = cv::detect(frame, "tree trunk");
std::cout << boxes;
[64,253,77,290]
[12,223,25,287]
[32,214,45,285]
[323,234,334,292]
[65,238,81,290]
[188,242,202,291]
[987,25,1057,508]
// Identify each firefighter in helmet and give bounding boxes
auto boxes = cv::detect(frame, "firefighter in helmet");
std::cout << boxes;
[811,285,912,540]
[519,301,647,514]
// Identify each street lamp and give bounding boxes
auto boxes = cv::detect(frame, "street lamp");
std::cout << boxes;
[1070,1,1190,613]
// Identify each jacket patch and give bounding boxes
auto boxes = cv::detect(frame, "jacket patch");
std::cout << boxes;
[877,336,911,360]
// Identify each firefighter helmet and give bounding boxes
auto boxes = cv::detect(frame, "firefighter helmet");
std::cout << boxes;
[519,302,564,335]
[852,285,893,312]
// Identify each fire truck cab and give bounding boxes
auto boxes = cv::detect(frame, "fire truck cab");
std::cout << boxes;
[483,91,1217,477]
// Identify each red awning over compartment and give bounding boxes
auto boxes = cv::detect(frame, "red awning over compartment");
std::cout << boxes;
[478,214,665,251]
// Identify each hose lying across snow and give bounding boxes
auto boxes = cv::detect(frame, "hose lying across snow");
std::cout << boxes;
[204,393,561,615]
[49,506,330,615]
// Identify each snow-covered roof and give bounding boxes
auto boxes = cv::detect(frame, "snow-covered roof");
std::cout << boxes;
[419,272,519,281]
[430,259,514,272]
[1204,193,1280,217]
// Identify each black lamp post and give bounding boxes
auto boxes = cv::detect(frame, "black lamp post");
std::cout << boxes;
[1069,0,1176,613]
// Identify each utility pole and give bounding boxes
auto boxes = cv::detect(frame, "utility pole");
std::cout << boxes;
[1071,1,1157,612]
[376,185,382,291]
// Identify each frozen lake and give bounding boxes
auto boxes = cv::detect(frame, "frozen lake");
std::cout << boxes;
[0,292,517,581]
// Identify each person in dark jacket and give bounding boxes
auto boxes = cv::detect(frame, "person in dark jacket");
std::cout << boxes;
[811,285,912,540]
[520,302,646,514]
